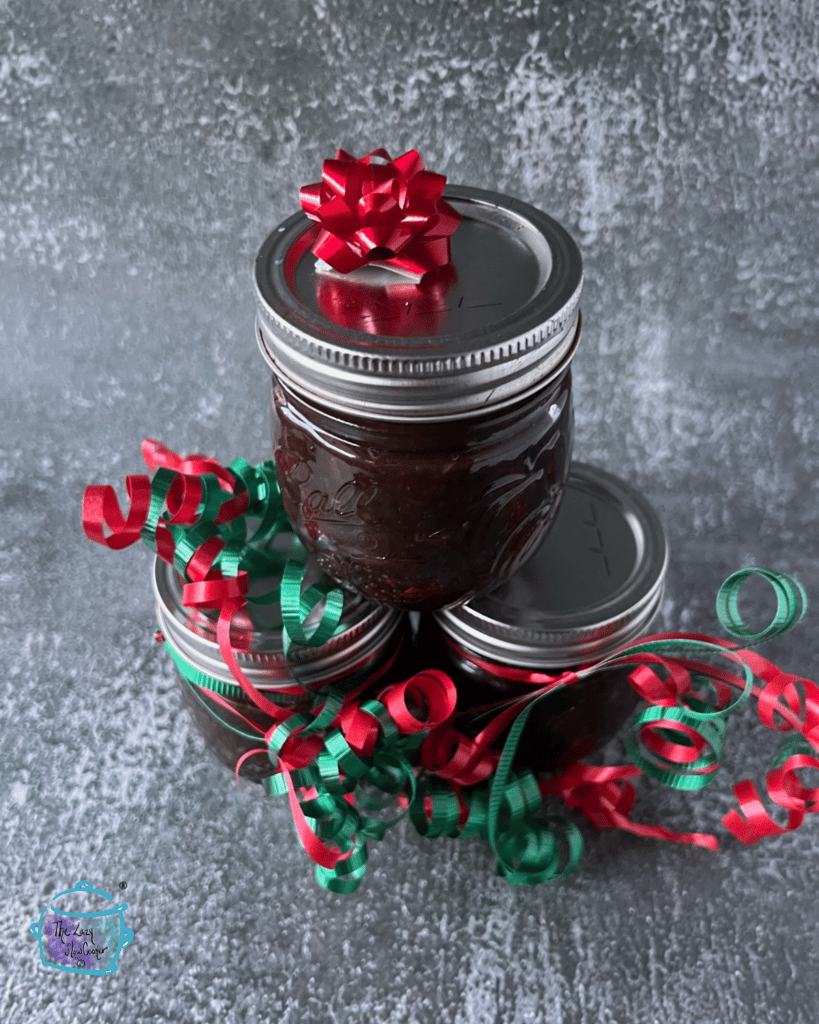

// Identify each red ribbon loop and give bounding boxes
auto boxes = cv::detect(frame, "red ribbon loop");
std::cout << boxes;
[337,704,381,758]
[281,772,354,871]
[379,670,457,735]
[184,534,227,582]
[268,728,325,772]
[766,753,819,811]
[81,475,152,549]
[541,763,719,851]
[756,667,819,736]
[420,726,500,786]
[722,779,806,845]
[162,473,204,526]
[142,438,236,490]
[627,662,685,706]
[639,719,714,767]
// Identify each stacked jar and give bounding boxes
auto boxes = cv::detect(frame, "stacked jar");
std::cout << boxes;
[420,463,668,771]
[254,186,581,611]
[154,555,410,781]
[167,181,666,779]
[249,182,669,773]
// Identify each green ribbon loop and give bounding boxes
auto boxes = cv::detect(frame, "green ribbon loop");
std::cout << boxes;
[195,471,238,524]
[361,752,411,797]
[279,560,345,654]
[495,815,584,886]
[716,567,807,644]
[769,734,819,771]
[262,773,289,798]
[459,789,489,839]
[289,766,320,789]
[315,751,353,795]
[267,713,313,761]
[315,837,369,894]
[409,778,462,839]
[624,704,727,790]
[323,729,371,778]
[484,690,585,881]
[140,468,177,550]
[305,688,346,734]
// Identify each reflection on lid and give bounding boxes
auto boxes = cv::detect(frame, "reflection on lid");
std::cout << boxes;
[292,213,543,344]
[488,485,640,621]
[315,261,458,337]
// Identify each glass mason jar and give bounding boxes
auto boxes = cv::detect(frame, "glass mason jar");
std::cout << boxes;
[418,464,669,773]
[153,556,409,783]
[254,186,583,611]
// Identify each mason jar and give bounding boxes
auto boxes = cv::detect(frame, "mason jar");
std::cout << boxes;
[153,556,409,782]
[417,463,669,772]
[254,186,583,611]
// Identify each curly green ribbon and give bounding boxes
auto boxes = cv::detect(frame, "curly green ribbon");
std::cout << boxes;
[166,631,419,893]
[454,567,810,880]
[255,565,815,886]
[486,697,584,883]
[168,635,423,894]
[84,440,347,662]
[87,449,819,891]
[716,567,807,643]
[623,703,727,790]
[180,560,813,889]
[279,560,345,655]
[621,568,807,790]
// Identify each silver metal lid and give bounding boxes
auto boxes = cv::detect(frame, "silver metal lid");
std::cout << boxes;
[433,463,669,669]
[153,556,403,690]
[254,185,583,420]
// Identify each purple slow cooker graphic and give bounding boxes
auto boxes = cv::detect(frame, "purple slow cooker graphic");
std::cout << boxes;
[30,880,134,975]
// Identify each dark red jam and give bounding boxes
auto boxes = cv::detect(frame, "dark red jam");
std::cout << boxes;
[176,681,301,785]
[416,616,641,773]
[271,367,574,611]
[175,615,414,784]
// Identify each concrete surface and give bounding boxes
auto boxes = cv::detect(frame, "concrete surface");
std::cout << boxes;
[2,1,818,1021]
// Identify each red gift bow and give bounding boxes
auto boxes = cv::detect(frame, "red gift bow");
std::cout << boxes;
[299,148,461,278]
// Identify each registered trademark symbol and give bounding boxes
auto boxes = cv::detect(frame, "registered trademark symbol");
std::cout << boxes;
[119,881,127,889]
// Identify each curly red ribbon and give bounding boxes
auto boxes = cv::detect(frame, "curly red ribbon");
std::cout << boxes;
[81,439,247,551]
[435,620,819,852]
[85,445,819,888]
[299,148,461,279]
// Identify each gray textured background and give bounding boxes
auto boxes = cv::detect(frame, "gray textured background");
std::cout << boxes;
[3,1,819,1021]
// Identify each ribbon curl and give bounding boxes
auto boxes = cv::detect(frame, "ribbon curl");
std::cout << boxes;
[83,442,431,891]
[299,148,461,280]
[410,568,815,873]
[85,446,819,891]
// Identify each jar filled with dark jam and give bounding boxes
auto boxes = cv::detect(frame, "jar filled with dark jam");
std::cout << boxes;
[254,186,583,611]
[417,464,669,773]
[153,556,409,783]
